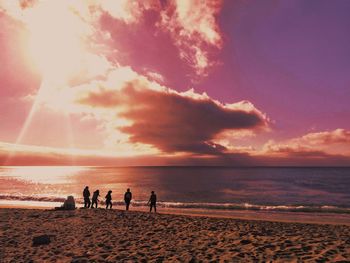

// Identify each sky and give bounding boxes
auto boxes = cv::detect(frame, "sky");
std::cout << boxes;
[0,0,349,166]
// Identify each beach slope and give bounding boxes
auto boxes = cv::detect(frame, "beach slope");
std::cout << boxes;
[1,208,350,262]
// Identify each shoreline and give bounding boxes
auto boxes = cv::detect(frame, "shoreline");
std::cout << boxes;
[1,204,350,226]
[1,208,350,262]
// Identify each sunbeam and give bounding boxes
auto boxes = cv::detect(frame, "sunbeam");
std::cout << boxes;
[4,80,46,165]
[64,113,76,165]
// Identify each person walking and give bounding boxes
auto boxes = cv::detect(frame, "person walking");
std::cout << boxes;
[91,189,100,208]
[83,186,91,208]
[105,190,112,209]
[124,188,132,211]
[148,191,157,213]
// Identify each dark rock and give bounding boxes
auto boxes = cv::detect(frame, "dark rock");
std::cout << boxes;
[240,239,251,245]
[71,256,89,263]
[29,214,40,218]
[302,245,312,252]
[32,235,51,246]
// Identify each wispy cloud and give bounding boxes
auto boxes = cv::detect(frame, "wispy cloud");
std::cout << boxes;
[158,0,223,77]
[294,129,350,145]
[262,129,350,158]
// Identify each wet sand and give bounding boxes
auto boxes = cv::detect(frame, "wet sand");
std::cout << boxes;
[1,208,350,262]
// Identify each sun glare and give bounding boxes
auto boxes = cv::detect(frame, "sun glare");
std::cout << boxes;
[24,1,89,81]
[7,1,96,150]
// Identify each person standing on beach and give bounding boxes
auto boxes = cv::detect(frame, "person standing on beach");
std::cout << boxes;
[124,188,132,211]
[83,186,91,208]
[148,191,157,213]
[105,190,112,209]
[91,190,100,208]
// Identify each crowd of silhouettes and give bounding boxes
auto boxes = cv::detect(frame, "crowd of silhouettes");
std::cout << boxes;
[82,186,157,212]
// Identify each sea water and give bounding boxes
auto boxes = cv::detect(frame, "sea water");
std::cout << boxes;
[0,166,349,213]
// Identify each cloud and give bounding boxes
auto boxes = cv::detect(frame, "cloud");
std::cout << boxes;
[0,141,161,166]
[158,0,223,77]
[263,140,304,153]
[2,1,349,167]
[93,0,160,24]
[75,68,268,155]
[295,129,350,145]
[2,0,224,88]
[0,141,255,166]
[3,139,350,167]
[254,135,350,166]
[95,0,223,83]
[118,86,266,155]
[145,71,165,83]
[262,129,350,158]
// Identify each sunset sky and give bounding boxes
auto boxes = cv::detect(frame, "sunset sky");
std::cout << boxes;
[1,0,350,166]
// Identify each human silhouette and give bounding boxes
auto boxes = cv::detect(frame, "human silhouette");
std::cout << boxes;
[105,190,112,209]
[83,186,91,208]
[124,188,132,211]
[91,190,100,208]
[148,191,157,213]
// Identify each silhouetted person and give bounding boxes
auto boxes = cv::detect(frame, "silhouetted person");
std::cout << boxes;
[64,196,76,209]
[124,188,132,210]
[148,191,157,212]
[83,186,91,208]
[105,190,112,209]
[91,190,100,208]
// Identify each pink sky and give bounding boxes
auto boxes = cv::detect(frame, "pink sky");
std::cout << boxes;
[1,0,350,166]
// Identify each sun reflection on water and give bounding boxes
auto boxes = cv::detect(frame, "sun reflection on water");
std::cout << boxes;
[2,166,89,184]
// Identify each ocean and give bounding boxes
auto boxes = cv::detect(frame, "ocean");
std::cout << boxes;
[1,166,350,214]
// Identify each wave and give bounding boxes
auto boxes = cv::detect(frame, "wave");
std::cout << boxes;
[1,194,350,214]
[0,195,66,203]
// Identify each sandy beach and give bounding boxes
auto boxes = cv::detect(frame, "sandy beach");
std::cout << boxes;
[1,208,350,262]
